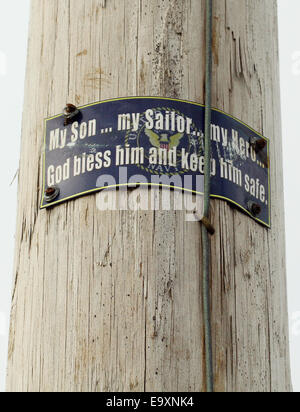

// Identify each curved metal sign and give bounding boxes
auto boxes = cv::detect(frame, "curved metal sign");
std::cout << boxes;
[41,97,270,227]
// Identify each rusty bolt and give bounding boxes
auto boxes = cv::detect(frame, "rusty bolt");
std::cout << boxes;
[45,186,60,202]
[64,104,79,126]
[65,104,77,113]
[45,187,55,196]
[247,201,261,217]
[250,137,266,153]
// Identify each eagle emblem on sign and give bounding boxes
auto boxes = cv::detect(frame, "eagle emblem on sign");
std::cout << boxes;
[145,129,184,151]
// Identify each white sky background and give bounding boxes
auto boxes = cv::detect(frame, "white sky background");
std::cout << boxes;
[278,0,300,392]
[0,0,30,392]
[0,0,299,392]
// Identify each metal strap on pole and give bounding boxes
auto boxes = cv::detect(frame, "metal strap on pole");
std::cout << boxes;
[201,0,214,393]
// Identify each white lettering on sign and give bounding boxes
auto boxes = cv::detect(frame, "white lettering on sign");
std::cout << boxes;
[42,98,270,227]
[48,119,97,151]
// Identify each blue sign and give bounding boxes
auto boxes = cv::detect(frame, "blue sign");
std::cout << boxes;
[41,97,270,227]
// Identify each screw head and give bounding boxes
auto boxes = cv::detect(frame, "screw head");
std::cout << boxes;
[255,138,266,151]
[63,104,79,126]
[45,186,60,202]
[247,201,261,217]
[45,187,55,196]
[64,104,77,115]
[250,137,266,153]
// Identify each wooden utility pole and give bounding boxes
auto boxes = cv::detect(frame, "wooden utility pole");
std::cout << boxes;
[7,0,291,392]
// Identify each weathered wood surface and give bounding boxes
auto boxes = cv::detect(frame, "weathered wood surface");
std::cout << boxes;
[6,0,291,392]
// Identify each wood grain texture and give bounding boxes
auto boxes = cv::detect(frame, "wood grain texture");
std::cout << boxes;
[6,0,291,392]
